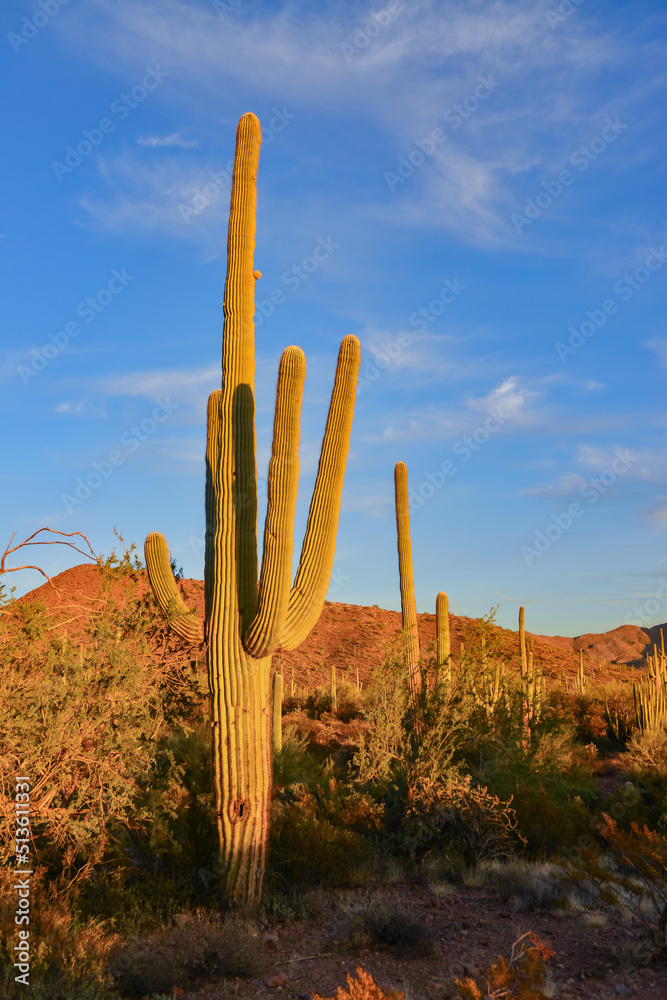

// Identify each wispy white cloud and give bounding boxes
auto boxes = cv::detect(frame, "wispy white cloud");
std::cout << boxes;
[137,131,199,148]
[646,338,667,368]
[55,0,655,252]
[519,472,588,498]
[369,374,538,442]
[101,364,220,414]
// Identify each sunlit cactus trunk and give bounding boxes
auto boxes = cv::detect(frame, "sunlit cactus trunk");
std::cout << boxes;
[394,462,422,697]
[144,113,360,906]
[436,591,451,686]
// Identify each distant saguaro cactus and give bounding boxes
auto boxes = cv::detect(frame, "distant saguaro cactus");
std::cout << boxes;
[436,591,451,685]
[144,113,360,906]
[394,462,422,696]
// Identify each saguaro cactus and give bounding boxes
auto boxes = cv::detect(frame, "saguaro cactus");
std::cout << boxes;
[144,113,360,905]
[436,591,451,685]
[519,605,527,681]
[394,462,422,696]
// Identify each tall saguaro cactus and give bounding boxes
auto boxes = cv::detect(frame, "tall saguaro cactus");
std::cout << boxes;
[144,113,360,906]
[394,462,422,696]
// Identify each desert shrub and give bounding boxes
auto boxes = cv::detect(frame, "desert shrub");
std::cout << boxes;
[303,680,364,720]
[313,966,405,1000]
[564,815,667,962]
[108,914,262,997]
[269,783,372,888]
[352,651,464,813]
[455,932,554,999]
[0,871,119,1000]
[470,726,599,856]
[273,725,326,789]
[405,772,523,868]
[334,681,365,721]
[345,898,437,958]
[469,859,566,911]
[0,565,207,891]
[627,727,667,772]
[121,720,218,890]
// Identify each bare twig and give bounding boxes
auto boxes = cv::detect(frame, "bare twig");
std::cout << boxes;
[0,528,99,589]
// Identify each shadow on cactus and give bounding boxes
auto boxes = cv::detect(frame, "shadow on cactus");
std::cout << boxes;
[143,113,360,907]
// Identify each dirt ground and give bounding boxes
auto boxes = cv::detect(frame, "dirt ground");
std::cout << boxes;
[173,880,667,1000]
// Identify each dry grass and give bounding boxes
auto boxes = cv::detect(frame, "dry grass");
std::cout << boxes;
[108,913,264,997]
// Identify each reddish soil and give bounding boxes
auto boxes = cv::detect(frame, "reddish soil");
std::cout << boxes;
[11,564,666,691]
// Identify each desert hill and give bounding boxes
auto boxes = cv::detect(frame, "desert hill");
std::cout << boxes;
[12,563,664,689]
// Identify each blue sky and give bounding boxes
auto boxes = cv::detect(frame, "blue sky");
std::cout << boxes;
[2,0,667,636]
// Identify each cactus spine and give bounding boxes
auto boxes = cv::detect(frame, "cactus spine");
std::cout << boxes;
[144,114,360,905]
[436,591,451,685]
[394,462,422,696]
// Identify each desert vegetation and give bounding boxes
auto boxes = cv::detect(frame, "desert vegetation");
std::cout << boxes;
[1,544,667,998]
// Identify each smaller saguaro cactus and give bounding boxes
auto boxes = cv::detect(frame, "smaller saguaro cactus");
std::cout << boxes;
[472,660,507,718]
[394,462,422,696]
[330,664,338,713]
[436,591,451,686]
[519,605,530,738]
[634,681,667,733]
[519,605,527,680]
[575,650,587,694]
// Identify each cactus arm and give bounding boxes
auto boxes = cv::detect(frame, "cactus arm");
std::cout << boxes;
[394,462,421,694]
[144,532,203,644]
[244,346,306,657]
[223,112,261,393]
[280,334,360,650]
